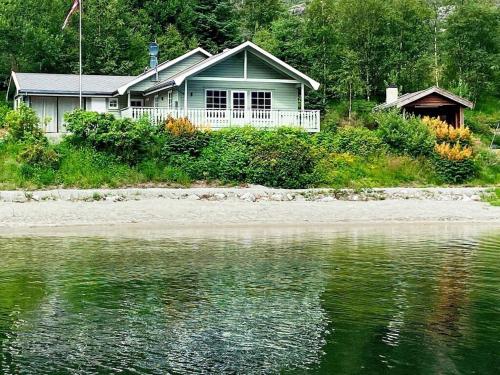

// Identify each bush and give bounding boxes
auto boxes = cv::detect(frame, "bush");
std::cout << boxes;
[422,116,472,146]
[0,102,10,128]
[432,143,477,183]
[375,110,435,157]
[193,127,261,182]
[65,110,160,164]
[314,126,384,156]
[18,141,60,168]
[4,104,44,141]
[161,116,210,159]
[248,128,315,188]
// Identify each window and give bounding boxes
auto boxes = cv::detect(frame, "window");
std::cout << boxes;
[232,91,246,119]
[206,90,228,118]
[108,98,119,109]
[251,91,272,119]
[153,95,159,108]
[130,99,144,107]
[166,90,173,109]
[206,90,228,110]
[251,91,272,110]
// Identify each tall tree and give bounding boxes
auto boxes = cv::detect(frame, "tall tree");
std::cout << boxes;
[194,0,242,53]
[442,1,500,99]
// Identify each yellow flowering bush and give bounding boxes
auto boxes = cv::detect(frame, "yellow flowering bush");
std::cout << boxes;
[422,116,472,145]
[164,116,198,136]
[434,142,473,161]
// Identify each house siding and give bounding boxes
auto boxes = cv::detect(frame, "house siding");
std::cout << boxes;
[199,52,244,78]
[128,52,208,92]
[246,52,289,79]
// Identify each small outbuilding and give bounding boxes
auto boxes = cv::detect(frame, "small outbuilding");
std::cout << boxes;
[375,86,474,127]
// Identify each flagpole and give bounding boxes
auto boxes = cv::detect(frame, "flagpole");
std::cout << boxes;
[79,0,82,108]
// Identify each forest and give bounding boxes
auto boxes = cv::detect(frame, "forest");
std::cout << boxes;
[0,0,499,108]
[0,0,498,190]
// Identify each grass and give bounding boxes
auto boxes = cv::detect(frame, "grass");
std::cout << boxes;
[314,153,441,188]
[0,141,192,189]
[483,188,500,206]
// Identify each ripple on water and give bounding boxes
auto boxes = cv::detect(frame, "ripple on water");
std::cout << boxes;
[0,229,499,374]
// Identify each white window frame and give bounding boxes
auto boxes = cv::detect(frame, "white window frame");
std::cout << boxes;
[153,95,159,108]
[205,89,229,119]
[231,90,246,119]
[130,98,144,107]
[108,98,119,109]
[250,91,272,111]
[166,90,173,109]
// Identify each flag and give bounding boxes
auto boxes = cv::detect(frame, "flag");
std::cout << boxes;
[62,0,80,29]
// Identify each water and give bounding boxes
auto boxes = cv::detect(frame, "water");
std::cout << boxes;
[0,226,499,374]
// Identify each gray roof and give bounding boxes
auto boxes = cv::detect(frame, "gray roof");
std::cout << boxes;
[374,86,474,110]
[13,72,135,96]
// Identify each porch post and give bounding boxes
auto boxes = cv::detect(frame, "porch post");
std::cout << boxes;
[184,80,188,114]
[244,50,248,80]
[300,83,305,111]
[127,91,131,107]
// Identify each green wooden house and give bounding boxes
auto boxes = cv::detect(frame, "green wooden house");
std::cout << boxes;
[8,41,320,133]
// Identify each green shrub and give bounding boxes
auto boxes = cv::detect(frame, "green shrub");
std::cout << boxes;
[375,110,435,157]
[193,127,261,182]
[248,128,315,188]
[162,166,191,185]
[0,102,10,128]
[65,110,160,164]
[4,104,44,141]
[160,117,210,159]
[432,155,477,184]
[323,126,384,156]
[18,141,60,168]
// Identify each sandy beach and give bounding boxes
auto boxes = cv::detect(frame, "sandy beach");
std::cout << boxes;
[0,187,498,235]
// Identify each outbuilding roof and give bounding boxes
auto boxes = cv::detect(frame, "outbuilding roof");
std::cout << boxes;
[374,86,474,110]
[12,72,135,96]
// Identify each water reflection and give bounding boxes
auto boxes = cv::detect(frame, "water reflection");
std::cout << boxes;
[0,226,499,374]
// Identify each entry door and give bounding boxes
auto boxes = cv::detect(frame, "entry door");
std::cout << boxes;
[58,97,79,132]
[31,96,57,133]
[232,91,246,125]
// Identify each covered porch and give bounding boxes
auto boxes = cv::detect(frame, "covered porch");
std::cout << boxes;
[120,107,321,132]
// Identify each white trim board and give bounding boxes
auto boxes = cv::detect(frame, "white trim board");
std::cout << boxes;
[191,77,299,84]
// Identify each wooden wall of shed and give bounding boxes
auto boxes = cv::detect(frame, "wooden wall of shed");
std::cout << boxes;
[410,93,458,107]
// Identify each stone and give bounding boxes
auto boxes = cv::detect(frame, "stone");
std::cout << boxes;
[286,193,294,201]
[213,193,226,201]
[294,194,306,201]
[270,193,284,201]
[240,193,256,202]
[319,196,335,202]
[186,194,200,200]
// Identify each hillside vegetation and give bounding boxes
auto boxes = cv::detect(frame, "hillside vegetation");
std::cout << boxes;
[0,106,497,190]
[1,0,498,107]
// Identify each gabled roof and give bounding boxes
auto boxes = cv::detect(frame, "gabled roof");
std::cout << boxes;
[12,72,135,96]
[146,41,320,94]
[375,86,474,110]
[116,47,212,95]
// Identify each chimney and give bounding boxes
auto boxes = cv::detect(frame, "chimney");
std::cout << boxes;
[386,84,398,104]
[148,42,159,81]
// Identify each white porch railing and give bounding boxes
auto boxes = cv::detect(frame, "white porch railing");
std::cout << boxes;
[120,107,320,132]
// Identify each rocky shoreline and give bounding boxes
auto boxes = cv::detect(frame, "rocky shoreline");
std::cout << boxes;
[0,186,492,203]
